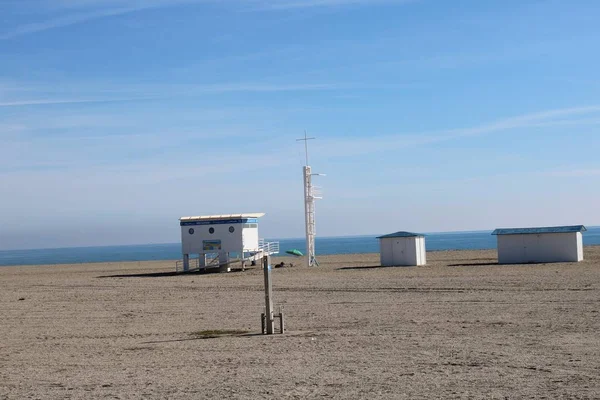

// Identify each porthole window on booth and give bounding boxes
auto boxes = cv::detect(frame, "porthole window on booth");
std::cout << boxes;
[209,227,215,234]
[188,228,195,235]
[229,226,235,233]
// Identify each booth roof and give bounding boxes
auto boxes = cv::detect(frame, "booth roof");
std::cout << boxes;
[377,231,425,239]
[179,213,265,222]
[492,225,587,235]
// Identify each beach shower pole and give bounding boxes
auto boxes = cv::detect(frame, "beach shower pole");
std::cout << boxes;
[262,255,274,334]
[261,254,285,334]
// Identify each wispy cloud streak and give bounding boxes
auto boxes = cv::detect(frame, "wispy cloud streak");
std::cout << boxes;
[313,105,600,157]
[435,105,600,140]
[1,0,419,40]
[546,168,600,177]
[1,7,140,40]
[0,81,344,107]
[0,0,203,40]
[253,0,418,10]
[0,97,151,107]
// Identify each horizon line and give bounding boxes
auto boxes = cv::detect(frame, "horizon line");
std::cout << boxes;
[1,226,598,252]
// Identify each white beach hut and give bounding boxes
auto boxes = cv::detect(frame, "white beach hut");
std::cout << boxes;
[377,231,426,266]
[492,225,586,264]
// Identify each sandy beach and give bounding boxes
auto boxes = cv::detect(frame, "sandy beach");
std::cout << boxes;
[1,248,599,399]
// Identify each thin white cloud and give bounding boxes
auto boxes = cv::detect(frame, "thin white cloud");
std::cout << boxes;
[1,7,138,40]
[0,0,203,40]
[254,0,418,10]
[1,0,419,40]
[312,105,600,157]
[547,168,600,177]
[0,81,342,108]
[436,105,600,140]
[174,82,340,93]
[0,97,151,107]
[0,143,294,185]
[519,117,600,129]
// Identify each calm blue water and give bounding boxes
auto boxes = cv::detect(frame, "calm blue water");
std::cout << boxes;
[1,227,599,267]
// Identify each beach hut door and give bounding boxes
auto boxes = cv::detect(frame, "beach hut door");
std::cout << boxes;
[393,240,406,264]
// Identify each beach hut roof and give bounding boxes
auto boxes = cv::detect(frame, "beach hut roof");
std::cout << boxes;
[179,213,265,222]
[377,231,425,239]
[492,225,587,236]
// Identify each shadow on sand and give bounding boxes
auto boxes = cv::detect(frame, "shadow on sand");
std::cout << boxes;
[337,265,391,270]
[97,268,251,279]
[140,332,266,344]
[447,262,499,267]
[340,262,501,269]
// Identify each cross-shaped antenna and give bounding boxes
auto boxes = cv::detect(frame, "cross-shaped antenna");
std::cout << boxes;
[296,130,315,166]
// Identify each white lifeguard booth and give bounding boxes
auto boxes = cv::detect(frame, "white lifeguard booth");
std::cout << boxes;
[492,225,586,264]
[377,231,426,266]
[177,213,279,273]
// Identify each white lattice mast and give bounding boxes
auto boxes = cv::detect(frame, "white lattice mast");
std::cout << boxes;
[297,131,323,267]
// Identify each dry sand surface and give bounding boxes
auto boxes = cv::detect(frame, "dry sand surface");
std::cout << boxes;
[1,248,600,399]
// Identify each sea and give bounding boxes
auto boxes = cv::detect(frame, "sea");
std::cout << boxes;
[1,227,599,267]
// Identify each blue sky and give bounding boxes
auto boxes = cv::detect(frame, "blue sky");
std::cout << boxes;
[1,0,599,250]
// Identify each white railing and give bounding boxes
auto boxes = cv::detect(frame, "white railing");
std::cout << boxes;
[175,242,280,273]
[259,239,280,255]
